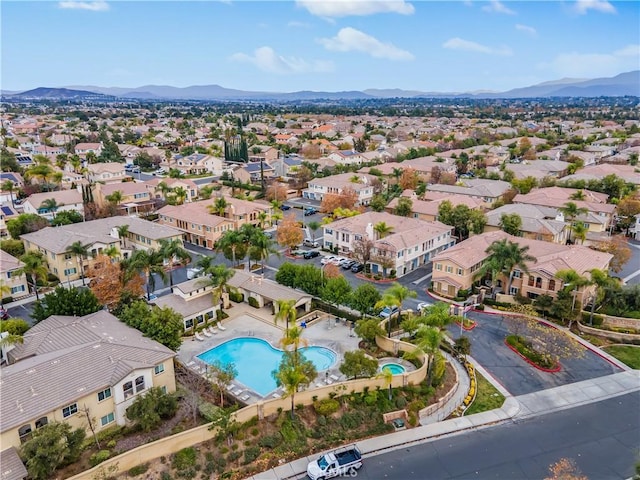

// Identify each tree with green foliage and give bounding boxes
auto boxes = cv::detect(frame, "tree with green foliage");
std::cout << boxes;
[394,197,413,217]
[0,238,25,258]
[128,248,167,300]
[272,350,317,418]
[68,240,90,286]
[554,269,590,327]
[511,176,538,195]
[2,180,16,205]
[206,361,237,408]
[158,238,191,286]
[32,286,102,322]
[438,201,487,240]
[369,194,388,212]
[6,213,49,239]
[339,350,379,379]
[214,229,248,266]
[197,264,235,310]
[126,387,179,432]
[533,294,554,319]
[475,239,536,295]
[274,298,297,330]
[321,276,352,310]
[349,283,382,317]
[15,251,48,301]
[118,300,183,350]
[248,230,278,272]
[354,317,385,346]
[51,210,84,226]
[499,213,523,236]
[20,422,86,480]
[0,318,30,335]
[375,282,417,337]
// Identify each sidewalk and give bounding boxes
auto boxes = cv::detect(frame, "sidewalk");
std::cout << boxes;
[247,370,640,480]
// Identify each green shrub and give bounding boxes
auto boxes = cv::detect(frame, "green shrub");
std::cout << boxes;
[128,463,150,477]
[161,472,172,480]
[395,397,407,409]
[172,447,197,471]
[316,415,327,427]
[248,296,259,308]
[227,451,241,463]
[258,434,282,448]
[250,427,259,437]
[198,402,222,422]
[339,411,364,429]
[431,353,446,387]
[243,446,261,465]
[89,450,111,467]
[1,296,13,305]
[229,291,244,303]
[313,398,340,416]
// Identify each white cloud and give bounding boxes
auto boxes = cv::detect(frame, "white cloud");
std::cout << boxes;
[443,37,513,56]
[481,0,515,15]
[541,44,639,77]
[515,24,537,36]
[318,27,414,61]
[574,0,616,14]
[230,46,334,74]
[58,1,109,11]
[296,0,414,18]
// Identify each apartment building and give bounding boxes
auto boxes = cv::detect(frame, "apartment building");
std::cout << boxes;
[322,211,454,278]
[0,310,176,450]
[303,173,377,206]
[87,162,129,184]
[0,250,28,300]
[484,204,569,244]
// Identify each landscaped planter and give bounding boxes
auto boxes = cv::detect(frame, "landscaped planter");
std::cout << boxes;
[504,338,561,373]
[454,318,477,331]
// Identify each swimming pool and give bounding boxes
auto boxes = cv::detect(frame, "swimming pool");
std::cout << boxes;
[380,362,406,375]
[198,337,337,396]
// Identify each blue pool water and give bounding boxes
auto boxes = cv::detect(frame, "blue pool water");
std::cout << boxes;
[380,363,406,375]
[198,337,337,396]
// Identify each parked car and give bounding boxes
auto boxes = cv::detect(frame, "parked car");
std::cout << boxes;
[416,302,431,312]
[303,250,320,259]
[321,255,336,265]
[341,260,356,269]
[186,267,204,279]
[330,256,346,265]
[303,239,320,248]
[307,444,363,480]
[350,262,364,273]
[379,306,399,318]
[280,204,291,210]
[304,207,318,216]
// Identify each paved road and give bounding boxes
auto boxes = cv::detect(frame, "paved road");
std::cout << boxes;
[351,391,640,480]
[447,311,621,396]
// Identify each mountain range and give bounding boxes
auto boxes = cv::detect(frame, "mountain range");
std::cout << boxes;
[4,71,638,101]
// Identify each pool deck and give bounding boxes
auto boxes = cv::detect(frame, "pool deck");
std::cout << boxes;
[177,302,361,404]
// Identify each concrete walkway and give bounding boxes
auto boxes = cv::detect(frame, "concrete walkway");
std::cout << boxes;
[248,369,640,480]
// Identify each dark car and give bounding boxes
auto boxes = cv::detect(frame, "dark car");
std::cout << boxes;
[303,250,320,259]
[281,204,291,210]
[350,262,364,273]
[304,207,318,216]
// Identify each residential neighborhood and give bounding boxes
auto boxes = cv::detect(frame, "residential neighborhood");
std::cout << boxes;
[1,96,639,480]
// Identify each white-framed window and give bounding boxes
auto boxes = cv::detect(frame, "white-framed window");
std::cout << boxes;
[154,364,165,375]
[62,403,78,418]
[97,388,112,402]
[63,267,77,276]
[11,285,25,294]
[100,412,115,427]
[446,266,453,273]
[509,287,519,295]
[18,425,32,443]
[123,381,134,399]
[435,263,442,271]
[135,375,145,393]
[513,270,521,278]
[457,268,463,276]
[161,385,168,394]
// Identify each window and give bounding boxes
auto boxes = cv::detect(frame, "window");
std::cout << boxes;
[63,267,77,276]
[62,403,78,418]
[18,425,32,443]
[97,388,112,402]
[135,376,145,393]
[548,279,556,291]
[154,364,165,375]
[509,287,519,295]
[123,381,134,399]
[35,417,48,429]
[535,277,542,288]
[161,386,168,394]
[513,270,521,278]
[185,318,194,329]
[436,263,442,271]
[457,268,463,276]
[100,412,115,427]
[11,285,25,294]
[445,266,453,273]
[528,276,534,287]
[64,253,72,260]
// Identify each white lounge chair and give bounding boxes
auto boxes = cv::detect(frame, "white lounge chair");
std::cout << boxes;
[208,326,219,334]
[186,361,195,367]
[232,388,243,396]
[217,323,226,331]
[329,374,340,382]
[271,392,281,399]
[203,329,212,337]
[195,332,205,341]
[240,393,250,401]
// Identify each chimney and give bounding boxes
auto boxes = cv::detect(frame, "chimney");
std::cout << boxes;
[555,212,565,222]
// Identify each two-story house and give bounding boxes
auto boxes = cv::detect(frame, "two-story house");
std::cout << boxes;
[303,173,377,206]
[20,217,184,283]
[145,178,199,203]
[87,162,129,184]
[484,204,570,244]
[22,189,84,221]
[327,150,366,165]
[386,190,485,222]
[322,211,455,278]
[426,179,513,207]
[0,250,28,300]
[94,182,155,215]
[74,142,103,157]
[0,310,176,450]
[152,278,221,331]
[431,231,612,302]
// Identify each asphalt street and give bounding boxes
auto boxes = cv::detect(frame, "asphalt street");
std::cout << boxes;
[447,311,622,396]
[349,391,640,480]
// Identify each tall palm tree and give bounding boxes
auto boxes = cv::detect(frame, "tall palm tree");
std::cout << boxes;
[105,190,124,205]
[586,268,615,326]
[273,351,316,419]
[102,245,119,258]
[209,197,228,217]
[25,164,53,191]
[559,202,589,244]
[274,299,297,330]
[411,325,443,385]
[555,269,590,327]
[129,249,167,300]
[158,238,192,286]
[248,232,278,272]
[473,255,503,295]
[155,181,172,200]
[475,239,536,295]
[420,301,456,330]
[116,224,129,249]
[198,265,235,310]
[0,280,11,299]
[257,211,269,229]
[214,229,246,266]
[70,156,82,173]
[2,180,16,206]
[373,221,394,239]
[50,171,63,191]
[570,222,588,245]
[172,186,188,205]
[280,325,307,353]
[39,198,60,214]
[375,282,417,337]
[15,252,48,301]
[68,241,90,286]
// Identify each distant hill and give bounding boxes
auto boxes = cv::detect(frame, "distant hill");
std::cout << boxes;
[8,71,638,101]
[7,87,110,100]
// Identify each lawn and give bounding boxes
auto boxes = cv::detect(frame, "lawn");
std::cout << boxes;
[464,372,505,416]
[603,345,640,369]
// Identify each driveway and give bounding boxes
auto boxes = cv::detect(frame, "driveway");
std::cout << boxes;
[447,311,622,396]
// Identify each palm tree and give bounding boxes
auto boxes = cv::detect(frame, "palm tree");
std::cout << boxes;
[280,325,307,356]
[249,231,278,272]
[214,229,246,266]
[0,280,11,299]
[475,239,536,295]
[50,171,63,191]
[201,265,235,310]
[555,269,590,328]
[70,156,82,173]
[0,333,24,350]
[412,325,443,385]
[102,245,119,258]
[587,269,615,326]
[15,252,48,301]
[25,164,53,191]
[373,221,394,239]
[158,238,191,286]
[2,180,16,205]
[105,190,124,205]
[68,241,90,286]
[274,299,297,330]
[209,197,228,217]
[273,351,316,419]
[569,190,586,201]
[421,301,456,330]
[155,181,172,200]
[473,255,503,295]
[129,249,167,300]
[559,202,589,244]
[375,282,417,337]
[257,211,269,229]
[116,224,129,249]
[39,198,60,214]
[172,186,188,205]
[307,220,321,242]
[570,222,588,245]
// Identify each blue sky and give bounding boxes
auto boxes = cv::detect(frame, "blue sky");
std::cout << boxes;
[2,1,639,93]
